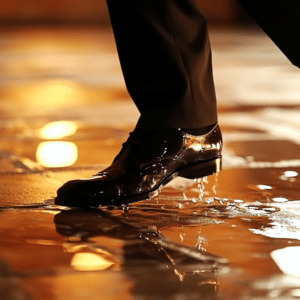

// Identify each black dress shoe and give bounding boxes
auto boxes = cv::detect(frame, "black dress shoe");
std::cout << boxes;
[55,125,222,207]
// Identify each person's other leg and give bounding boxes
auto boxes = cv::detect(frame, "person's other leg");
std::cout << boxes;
[106,0,217,130]
[55,0,222,207]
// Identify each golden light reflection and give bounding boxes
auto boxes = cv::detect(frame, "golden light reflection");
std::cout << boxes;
[71,253,114,271]
[40,121,77,139]
[285,171,298,178]
[272,197,288,203]
[271,247,300,277]
[8,80,86,107]
[36,141,78,167]
[257,185,272,190]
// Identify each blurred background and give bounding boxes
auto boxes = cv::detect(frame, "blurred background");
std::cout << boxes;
[1,0,297,169]
[0,0,249,25]
[0,0,257,169]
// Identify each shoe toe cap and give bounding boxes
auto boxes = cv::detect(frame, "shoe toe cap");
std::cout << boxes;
[55,176,121,207]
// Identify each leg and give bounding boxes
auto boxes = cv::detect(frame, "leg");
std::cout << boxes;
[106,0,217,130]
[55,0,222,207]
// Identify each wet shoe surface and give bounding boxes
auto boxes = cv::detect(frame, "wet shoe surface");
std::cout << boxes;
[55,125,222,207]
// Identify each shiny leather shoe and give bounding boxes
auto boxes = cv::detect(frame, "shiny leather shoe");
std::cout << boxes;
[55,125,222,207]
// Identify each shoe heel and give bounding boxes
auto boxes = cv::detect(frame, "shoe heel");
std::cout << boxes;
[178,157,222,179]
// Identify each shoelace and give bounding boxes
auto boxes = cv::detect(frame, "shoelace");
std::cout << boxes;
[121,129,149,148]
[111,130,144,163]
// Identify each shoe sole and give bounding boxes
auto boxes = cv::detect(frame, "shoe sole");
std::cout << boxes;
[178,156,222,179]
[55,156,222,208]
[120,156,222,205]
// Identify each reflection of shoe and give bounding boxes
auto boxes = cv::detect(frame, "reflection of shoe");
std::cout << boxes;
[55,125,222,207]
[54,210,135,239]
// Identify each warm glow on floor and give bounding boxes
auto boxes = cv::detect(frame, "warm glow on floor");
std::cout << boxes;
[36,141,78,167]
[7,80,86,108]
[71,253,114,271]
[40,121,77,139]
[271,247,300,277]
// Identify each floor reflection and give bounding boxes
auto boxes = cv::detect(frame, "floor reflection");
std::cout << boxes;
[54,209,221,299]
[0,256,54,300]
[1,25,300,299]
[36,121,79,168]
[36,141,78,167]
[39,121,77,140]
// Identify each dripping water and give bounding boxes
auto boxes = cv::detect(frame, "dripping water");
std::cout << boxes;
[212,173,219,195]
[183,192,188,200]
[196,176,207,201]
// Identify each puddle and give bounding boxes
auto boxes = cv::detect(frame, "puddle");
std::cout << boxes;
[52,167,300,299]
[1,164,300,299]
[0,123,129,169]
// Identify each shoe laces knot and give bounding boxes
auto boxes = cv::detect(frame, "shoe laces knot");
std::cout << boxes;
[111,130,144,163]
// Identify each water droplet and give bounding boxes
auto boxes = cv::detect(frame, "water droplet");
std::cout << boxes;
[122,204,130,216]
[195,234,206,250]
[179,233,184,242]
[284,171,298,178]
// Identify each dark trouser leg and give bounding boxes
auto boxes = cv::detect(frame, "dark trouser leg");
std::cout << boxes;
[106,0,217,129]
[55,0,222,207]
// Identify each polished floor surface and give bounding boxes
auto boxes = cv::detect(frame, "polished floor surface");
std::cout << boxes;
[1,25,300,299]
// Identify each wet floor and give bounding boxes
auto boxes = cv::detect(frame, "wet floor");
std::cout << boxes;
[1,25,300,299]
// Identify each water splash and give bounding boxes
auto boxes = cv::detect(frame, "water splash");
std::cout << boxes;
[149,185,164,200]
[195,230,206,251]
[176,203,182,209]
[205,198,214,204]
[122,204,130,217]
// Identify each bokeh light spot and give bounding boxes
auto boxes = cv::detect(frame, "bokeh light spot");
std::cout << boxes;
[40,121,77,139]
[71,253,114,271]
[36,141,78,167]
